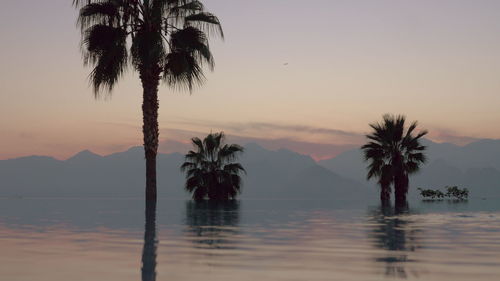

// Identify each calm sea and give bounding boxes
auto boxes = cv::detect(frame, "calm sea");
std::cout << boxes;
[0,198,499,281]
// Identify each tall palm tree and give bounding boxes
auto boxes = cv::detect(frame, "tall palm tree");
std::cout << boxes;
[361,114,427,205]
[73,0,223,202]
[181,132,245,201]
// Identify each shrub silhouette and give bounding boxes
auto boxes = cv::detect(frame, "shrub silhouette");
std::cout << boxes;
[418,186,469,200]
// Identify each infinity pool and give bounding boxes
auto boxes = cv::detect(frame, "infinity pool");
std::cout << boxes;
[0,198,499,281]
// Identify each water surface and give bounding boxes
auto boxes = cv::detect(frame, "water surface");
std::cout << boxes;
[1,198,499,281]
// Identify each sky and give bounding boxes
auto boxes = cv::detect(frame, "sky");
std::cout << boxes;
[1,0,500,160]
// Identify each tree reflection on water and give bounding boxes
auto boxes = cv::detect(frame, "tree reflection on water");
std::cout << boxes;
[368,204,422,279]
[141,201,158,281]
[184,200,240,250]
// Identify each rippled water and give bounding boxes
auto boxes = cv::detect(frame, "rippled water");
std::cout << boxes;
[1,198,500,281]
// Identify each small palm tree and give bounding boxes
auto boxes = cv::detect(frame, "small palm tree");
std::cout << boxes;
[73,0,223,202]
[181,132,245,201]
[361,114,428,205]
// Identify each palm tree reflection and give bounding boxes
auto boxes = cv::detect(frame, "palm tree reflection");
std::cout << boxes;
[368,204,421,279]
[185,200,240,249]
[142,201,158,281]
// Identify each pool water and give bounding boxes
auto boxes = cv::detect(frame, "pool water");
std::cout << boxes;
[0,198,499,281]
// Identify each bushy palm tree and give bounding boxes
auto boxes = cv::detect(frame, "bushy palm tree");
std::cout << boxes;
[73,0,223,202]
[361,114,427,205]
[181,132,245,201]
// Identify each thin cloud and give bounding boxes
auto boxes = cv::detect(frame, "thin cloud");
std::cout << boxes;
[159,129,360,161]
[226,122,363,138]
[167,119,365,142]
[157,120,366,160]
[427,128,482,146]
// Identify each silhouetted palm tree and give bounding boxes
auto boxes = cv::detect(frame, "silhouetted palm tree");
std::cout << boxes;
[181,132,245,201]
[73,0,223,202]
[361,114,427,205]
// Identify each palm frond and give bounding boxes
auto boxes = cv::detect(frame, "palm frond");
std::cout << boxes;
[407,152,427,165]
[404,121,418,140]
[170,26,214,68]
[367,159,384,179]
[180,161,197,172]
[163,51,205,91]
[218,144,244,163]
[185,12,224,38]
[414,130,428,140]
[169,0,205,16]
[405,161,420,174]
[185,174,201,192]
[185,150,203,162]
[223,163,246,175]
[77,2,120,30]
[191,137,204,151]
[82,24,128,95]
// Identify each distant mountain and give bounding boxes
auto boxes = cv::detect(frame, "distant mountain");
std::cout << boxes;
[241,143,372,199]
[0,144,372,200]
[4,139,499,200]
[66,149,102,163]
[318,139,500,198]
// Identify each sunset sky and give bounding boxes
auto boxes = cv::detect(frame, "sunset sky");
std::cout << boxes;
[1,0,500,160]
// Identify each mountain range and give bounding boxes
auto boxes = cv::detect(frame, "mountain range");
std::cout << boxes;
[1,139,499,199]
[0,143,371,200]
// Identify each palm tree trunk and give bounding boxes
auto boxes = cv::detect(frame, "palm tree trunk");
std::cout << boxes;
[394,185,405,206]
[393,155,408,207]
[394,173,408,207]
[380,184,391,205]
[141,69,161,202]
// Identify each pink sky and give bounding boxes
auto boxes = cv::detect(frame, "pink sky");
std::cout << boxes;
[1,0,500,160]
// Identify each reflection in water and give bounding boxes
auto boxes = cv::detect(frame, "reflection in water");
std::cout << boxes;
[185,201,240,249]
[368,204,421,279]
[2,199,500,281]
[141,201,158,281]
